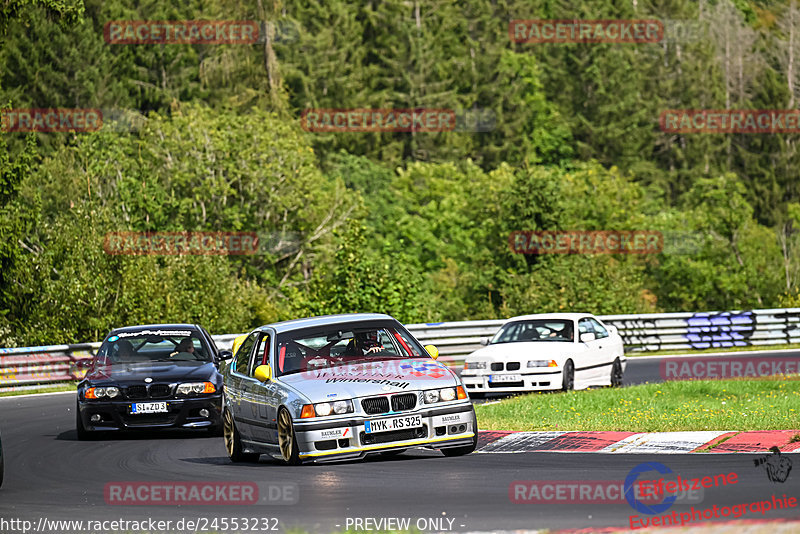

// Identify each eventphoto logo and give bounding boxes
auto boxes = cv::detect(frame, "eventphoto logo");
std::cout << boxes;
[510,20,663,44]
[508,230,663,255]
[1,108,102,132]
[104,21,259,44]
[660,110,800,134]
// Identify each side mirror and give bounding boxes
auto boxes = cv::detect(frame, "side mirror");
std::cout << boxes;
[580,332,596,343]
[217,350,233,362]
[479,337,490,346]
[424,344,439,360]
[254,364,273,382]
[75,359,93,370]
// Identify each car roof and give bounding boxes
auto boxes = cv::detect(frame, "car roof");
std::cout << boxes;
[256,313,396,334]
[108,323,201,334]
[504,313,594,322]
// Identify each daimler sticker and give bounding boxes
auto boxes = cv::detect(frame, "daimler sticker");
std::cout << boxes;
[321,428,348,439]
[441,415,464,423]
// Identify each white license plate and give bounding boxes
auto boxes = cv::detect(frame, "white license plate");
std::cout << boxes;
[489,374,522,383]
[365,415,422,434]
[131,402,168,414]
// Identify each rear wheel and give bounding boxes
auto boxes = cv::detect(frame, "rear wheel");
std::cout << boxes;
[223,408,259,462]
[441,411,478,457]
[561,360,575,391]
[610,358,623,387]
[277,408,300,465]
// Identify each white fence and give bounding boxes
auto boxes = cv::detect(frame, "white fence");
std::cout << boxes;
[2,308,799,389]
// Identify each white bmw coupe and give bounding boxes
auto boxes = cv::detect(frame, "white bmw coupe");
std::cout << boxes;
[460,313,625,396]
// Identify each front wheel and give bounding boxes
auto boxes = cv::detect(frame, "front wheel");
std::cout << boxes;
[441,412,478,457]
[610,358,623,387]
[223,408,259,463]
[561,360,575,391]
[277,408,300,465]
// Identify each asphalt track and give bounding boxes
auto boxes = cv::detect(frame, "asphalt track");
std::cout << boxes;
[1,350,800,533]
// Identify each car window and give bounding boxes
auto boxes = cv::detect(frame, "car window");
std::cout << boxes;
[578,319,594,336]
[249,334,270,376]
[589,318,609,339]
[491,320,574,343]
[235,333,257,375]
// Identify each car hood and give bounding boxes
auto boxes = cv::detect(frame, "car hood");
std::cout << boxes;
[277,358,458,403]
[467,342,575,361]
[85,361,218,384]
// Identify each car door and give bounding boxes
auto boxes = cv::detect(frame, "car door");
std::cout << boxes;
[588,317,617,379]
[228,332,258,440]
[577,318,605,384]
[243,332,280,445]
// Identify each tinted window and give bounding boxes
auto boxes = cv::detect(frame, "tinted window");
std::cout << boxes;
[491,320,574,343]
[235,333,257,374]
[95,330,211,363]
[589,318,609,339]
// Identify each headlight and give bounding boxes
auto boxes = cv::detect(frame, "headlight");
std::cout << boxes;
[177,382,216,395]
[423,387,462,404]
[439,388,456,401]
[464,361,487,370]
[332,400,353,414]
[315,402,332,416]
[85,386,120,399]
[528,359,558,368]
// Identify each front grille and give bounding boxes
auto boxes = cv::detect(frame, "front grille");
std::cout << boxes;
[491,362,503,371]
[123,414,177,426]
[126,385,148,399]
[507,362,521,371]
[391,393,417,412]
[149,384,171,398]
[361,396,390,415]
[360,425,427,445]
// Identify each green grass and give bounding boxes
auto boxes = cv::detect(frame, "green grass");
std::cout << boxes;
[0,383,76,397]
[475,376,800,432]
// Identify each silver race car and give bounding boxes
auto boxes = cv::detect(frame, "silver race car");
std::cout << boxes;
[221,313,477,464]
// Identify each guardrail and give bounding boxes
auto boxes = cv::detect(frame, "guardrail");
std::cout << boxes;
[3,308,800,390]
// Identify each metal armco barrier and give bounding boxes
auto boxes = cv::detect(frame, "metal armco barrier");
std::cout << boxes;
[3,308,800,389]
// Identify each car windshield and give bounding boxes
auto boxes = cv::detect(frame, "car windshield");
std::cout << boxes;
[95,329,212,364]
[491,320,574,344]
[275,321,427,377]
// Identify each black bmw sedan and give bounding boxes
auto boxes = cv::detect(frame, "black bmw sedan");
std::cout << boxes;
[76,324,231,439]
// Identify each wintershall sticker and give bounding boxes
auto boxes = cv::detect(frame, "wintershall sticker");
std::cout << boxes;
[103,232,259,255]
[660,109,800,134]
[509,230,663,255]
[661,357,800,380]
[104,481,299,505]
[510,20,663,44]
[1,108,102,132]
[301,109,457,132]
[104,21,259,44]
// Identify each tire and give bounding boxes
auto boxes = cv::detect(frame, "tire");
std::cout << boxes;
[441,411,478,457]
[223,408,259,463]
[561,360,575,391]
[277,408,301,465]
[610,358,623,388]
[76,403,91,441]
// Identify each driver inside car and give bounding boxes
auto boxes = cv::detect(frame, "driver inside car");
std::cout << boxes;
[344,331,384,356]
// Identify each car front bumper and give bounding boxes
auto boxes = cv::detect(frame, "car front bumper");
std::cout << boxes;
[461,369,564,393]
[78,394,223,431]
[292,403,476,463]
